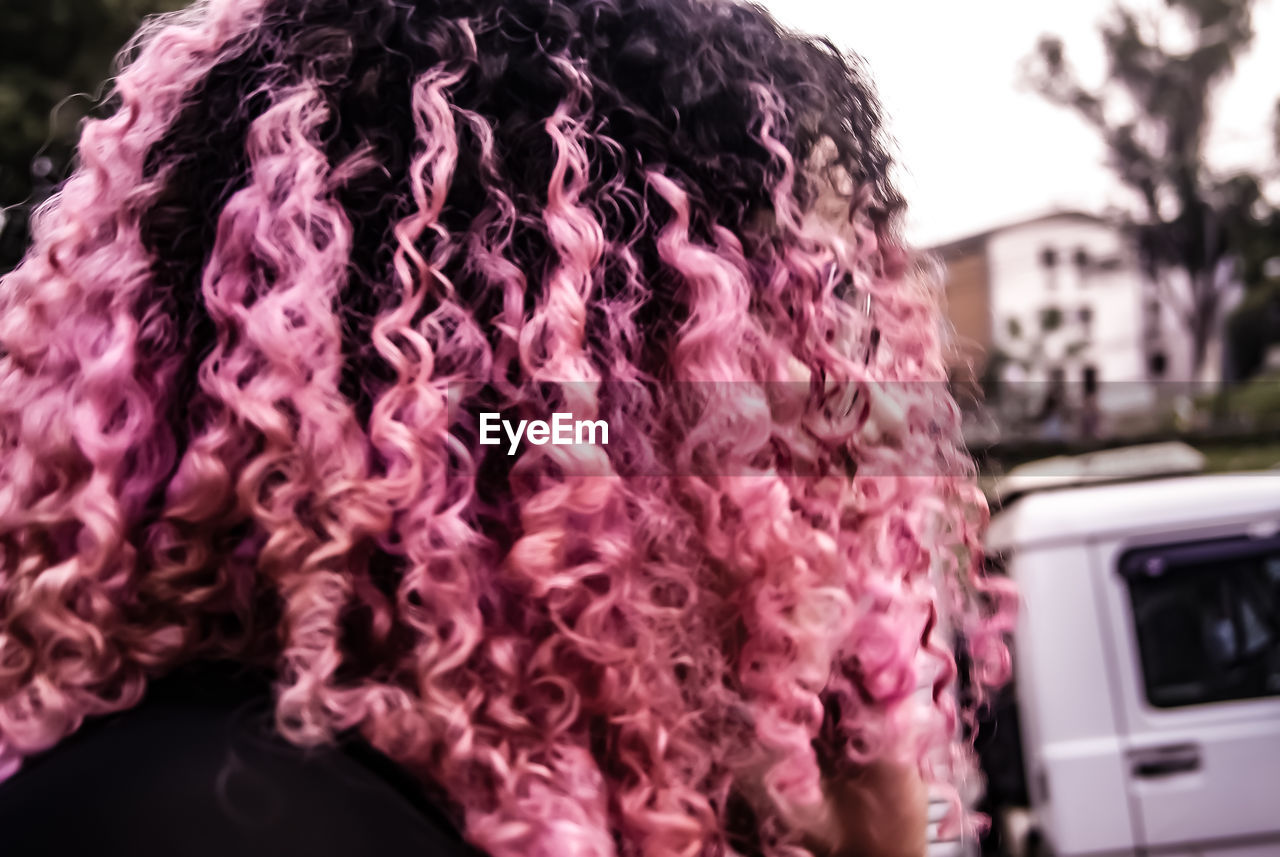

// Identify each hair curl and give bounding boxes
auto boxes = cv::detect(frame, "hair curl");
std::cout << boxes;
[0,1,1013,855]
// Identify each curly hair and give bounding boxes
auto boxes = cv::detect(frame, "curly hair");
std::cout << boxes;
[0,0,1013,855]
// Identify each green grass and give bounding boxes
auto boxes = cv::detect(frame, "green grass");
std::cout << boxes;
[1197,371,1280,426]
[1197,440,1280,473]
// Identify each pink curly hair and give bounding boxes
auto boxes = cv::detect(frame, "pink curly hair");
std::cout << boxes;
[0,0,1013,855]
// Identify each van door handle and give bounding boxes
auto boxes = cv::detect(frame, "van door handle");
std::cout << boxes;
[1129,744,1201,778]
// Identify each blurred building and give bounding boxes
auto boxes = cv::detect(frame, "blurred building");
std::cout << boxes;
[930,211,1215,433]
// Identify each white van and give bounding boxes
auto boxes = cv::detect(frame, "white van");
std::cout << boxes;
[982,444,1280,857]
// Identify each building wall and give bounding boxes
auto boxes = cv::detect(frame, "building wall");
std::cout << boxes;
[932,212,1235,434]
[972,216,1203,424]
[984,216,1196,410]
[938,245,991,378]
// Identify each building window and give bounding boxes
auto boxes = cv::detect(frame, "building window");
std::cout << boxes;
[1039,306,1064,332]
[1074,248,1091,289]
[1041,247,1060,291]
[1149,351,1168,378]
[1082,365,1098,395]
[1122,537,1280,708]
[1078,306,1093,332]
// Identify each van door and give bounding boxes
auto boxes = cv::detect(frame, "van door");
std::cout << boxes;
[1095,532,1280,855]
[1014,543,1137,856]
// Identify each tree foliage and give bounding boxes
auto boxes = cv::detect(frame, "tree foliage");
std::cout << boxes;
[1024,0,1279,379]
[998,305,1087,375]
[0,0,187,271]
[1227,277,1280,378]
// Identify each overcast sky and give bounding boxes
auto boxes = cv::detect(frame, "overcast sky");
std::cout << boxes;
[757,0,1280,247]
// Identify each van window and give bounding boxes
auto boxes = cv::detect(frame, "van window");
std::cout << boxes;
[1122,538,1280,708]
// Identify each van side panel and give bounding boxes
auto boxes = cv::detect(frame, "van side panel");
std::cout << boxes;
[1013,544,1136,855]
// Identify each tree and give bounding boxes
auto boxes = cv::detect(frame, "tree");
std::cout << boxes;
[1226,277,1280,378]
[0,0,187,272]
[981,305,1089,437]
[1023,0,1277,381]
[998,306,1089,376]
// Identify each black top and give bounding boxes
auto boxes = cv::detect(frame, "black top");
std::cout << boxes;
[0,663,480,857]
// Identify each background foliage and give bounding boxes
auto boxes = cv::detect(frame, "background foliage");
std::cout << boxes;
[1023,0,1280,380]
[0,0,186,271]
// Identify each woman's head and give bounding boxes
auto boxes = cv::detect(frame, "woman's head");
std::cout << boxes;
[0,0,1011,854]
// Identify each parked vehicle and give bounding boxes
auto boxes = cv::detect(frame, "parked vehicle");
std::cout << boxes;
[979,443,1280,857]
